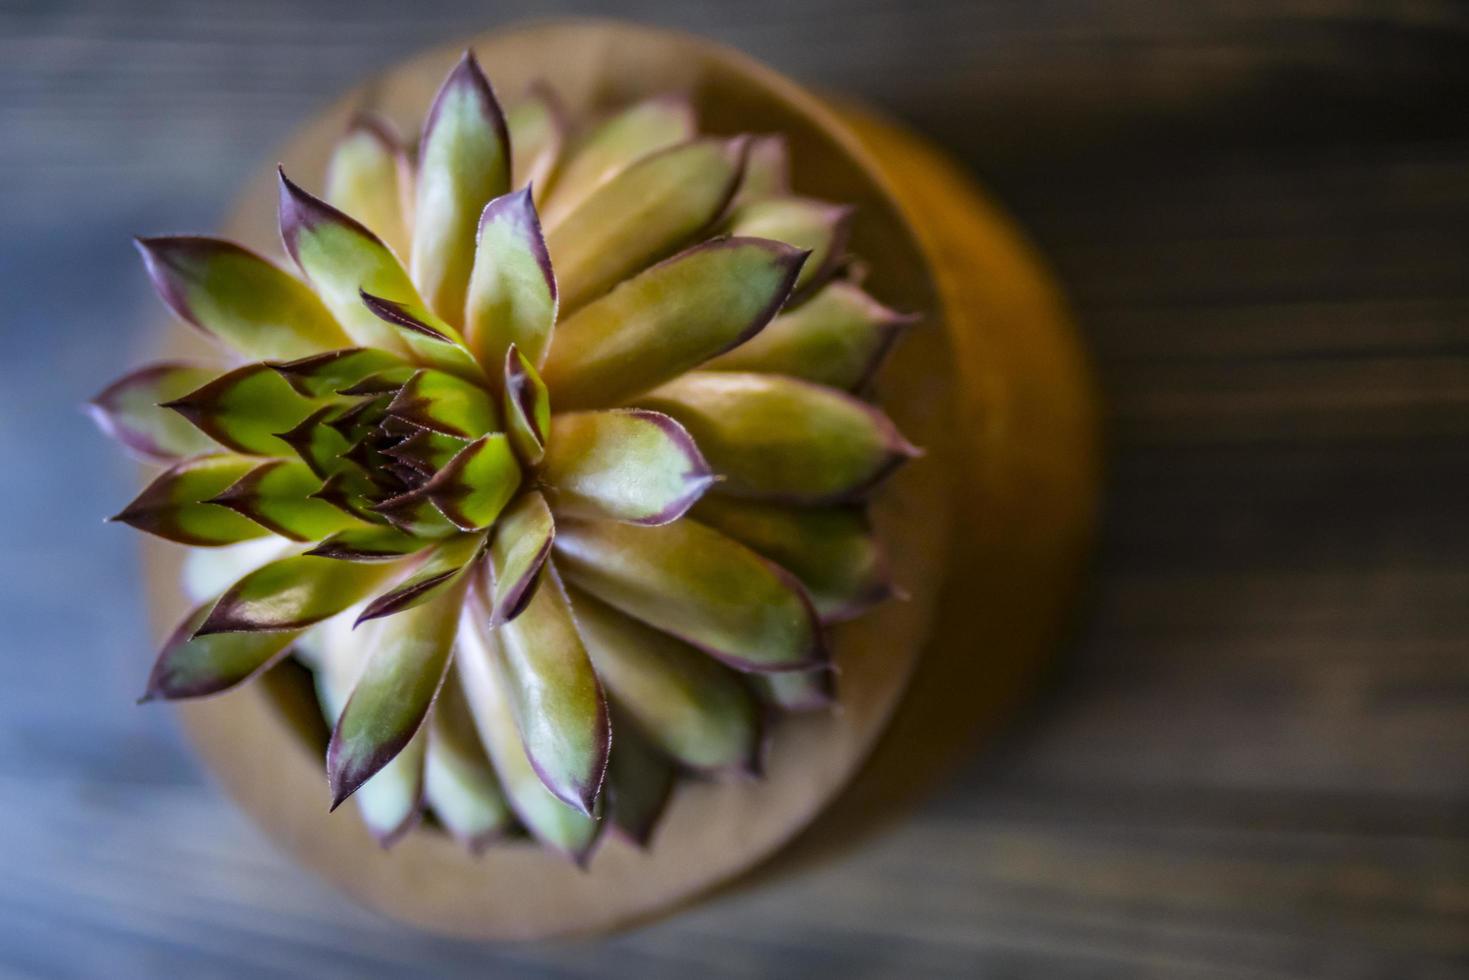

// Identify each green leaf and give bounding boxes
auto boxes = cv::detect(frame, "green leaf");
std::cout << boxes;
[425,670,513,851]
[206,459,366,542]
[464,189,557,374]
[370,487,461,538]
[485,489,555,624]
[751,667,836,713]
[88,362,220,461]
[729,134,789,208]
[636,372,919,503]
[603,714,675,847]
[327,574,467,809]
[570,588,759,772]
[542,238,805,410]
[541,95,694,226]
[111,454,270,547]
[702,280,914,390]
[135,236,351,360]
[272,406,354,481]
[306,524,428,562]
[411,51,510,324]
[141,600,301,701]
[691,496,892,622]
[358,289,487,383]
[195,553,400,634]
[183,537,292,603]
[418,434,521,532]
[506,83,565,201]
[456,609,602,864]
[386,368,498,439]
[541,409,711,525]
[496,563,609,815]
[554,517,823,673]
[501,345,551,465]
[725,196,853,293]
[270,347,407,398]
[162,363,316,456]
[382,428,464,473]
[355,532,484,625]
[545,138,748,312]
[324,113,412,260]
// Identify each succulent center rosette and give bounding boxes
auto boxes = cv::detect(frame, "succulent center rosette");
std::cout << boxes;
[91,52,918,859]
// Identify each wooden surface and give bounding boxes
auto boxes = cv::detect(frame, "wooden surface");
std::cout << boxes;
[5,1,1468,976]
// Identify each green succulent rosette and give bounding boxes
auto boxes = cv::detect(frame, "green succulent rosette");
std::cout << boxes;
[92,52,918,860]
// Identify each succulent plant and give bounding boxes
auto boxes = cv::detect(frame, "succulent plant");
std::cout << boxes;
[92,52,918,860]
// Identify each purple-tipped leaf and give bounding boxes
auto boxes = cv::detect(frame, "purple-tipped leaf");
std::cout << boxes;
[325,113,413,260]
[162,362,315,456]
[358,290,485,382]
[195,553,400,635]
[464,189,557,374]
[88,362,220,461]
[386,368,498,440]
[111,454,269,547]
[541,409,712,525]
[542,238,805,410]
[417,434,520,531]
[269,347,405,398]
[725,196,854,293]
[141,600,302,701]
[135,236,350,359]
[208,459,365,542]
[306,524,427,562]
[485,489,554,625]
[355,532,484,625]
[501,345,550,465]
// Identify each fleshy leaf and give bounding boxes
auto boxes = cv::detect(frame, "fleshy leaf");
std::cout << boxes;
[464,189,557,374]
[501,346,551,465]
[542,238,805,410]
[88,362,219,461]
[355,532,484,625]
[358,289,486,382]
[541,409,711,525]
[162,363,315,456]
[325,113,412,259]
[604,714,675,847]
[111,454,270,547]
[417,434,520,531]
[306,525,427,562]
[730,134,790,208]
[195,553,399,634]
[370,488,460,538]
[270,348,406,399]
[545,137,747,312]
[206,459,365,542]
[541,95,695,226]
[636,372,919,503]
[485,489,554,624]
[554,517,823,673]
[456,608,602,864]
[425,670,513,850]
[135,236,350,359]
[506,83,565,201]
[570,588,759,771]
[725,196,853,293]
[691,496,892,622]
[751,667,837,713]
[274,406,354,480]
[327,574,467,809]
[387,368,498,439]
[141,600,301,701]
[495,563,609,815]
[411,51,511,324]
[702,280,914,390]
[183,537,291,603]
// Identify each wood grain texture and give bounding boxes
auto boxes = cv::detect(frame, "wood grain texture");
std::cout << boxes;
[4,1,1468,977]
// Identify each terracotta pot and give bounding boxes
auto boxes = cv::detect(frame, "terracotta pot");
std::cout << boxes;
[141,18,1100,939]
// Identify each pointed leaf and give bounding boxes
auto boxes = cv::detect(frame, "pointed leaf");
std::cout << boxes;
[546,137,747,312]
[411,51,511,324]
[691,496,892,622]
[555,517,823,673]
[456,609,602,864]
[730,134,790,208]
[355,532,484,625]
[183,537,292,603]
[464,189,557,373]
[416,434,520,531]
[702,280,914,390]
[111,454,269,547]
[141,600,301,701]
[604,714,675,847]
[370,488,460,538]
[425,670,513,850]
[725,196,853,293]
[382,428,463,472]
[506,83,565,200]
[270,347,406,398]
[196,553,399,634]
[570,588,759,771]
[386,368,497,439]
[541,409,711,525]
[751,667,836,713]
[485,489,554,624]
[88,362,220,461]
[327,575,466,809]
[495,563,609,815]
[306,524,428,562]
[135,236,350,359]
[542,238,805,410]
[161,363,315,456]
[325,113,412,259]
[273,406,354,480]
[358,290,486,382]
[637,372,919,503]
[541,95,695,226]
[501,345,550,465]
[206,459,365,542]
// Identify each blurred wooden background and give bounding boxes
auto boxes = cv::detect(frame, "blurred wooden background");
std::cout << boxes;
[3,1,1468,976]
